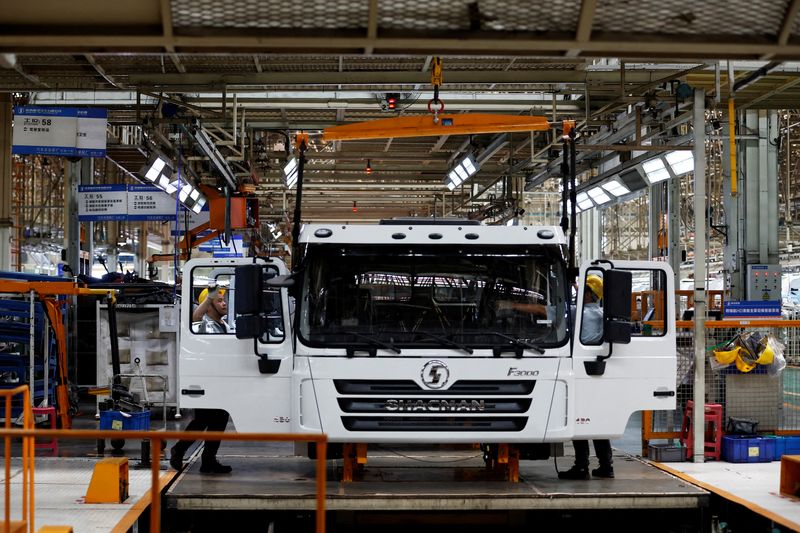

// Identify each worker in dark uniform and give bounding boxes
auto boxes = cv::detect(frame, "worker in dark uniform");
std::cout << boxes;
[170,285,232,474]
[559,274,614,480]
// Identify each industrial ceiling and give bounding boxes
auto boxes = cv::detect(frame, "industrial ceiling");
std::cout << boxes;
[3,0,800,222]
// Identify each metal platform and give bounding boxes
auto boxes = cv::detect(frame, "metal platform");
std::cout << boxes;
[165,442,708,513]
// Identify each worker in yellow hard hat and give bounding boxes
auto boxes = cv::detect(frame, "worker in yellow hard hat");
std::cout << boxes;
[172,282,232,475]
[585,274,604,300]
[560,271,614,481]
[192,284,228,334]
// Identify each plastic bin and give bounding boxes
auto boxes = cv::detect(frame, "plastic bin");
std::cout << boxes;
[722,435,775,463]
[648,443,685,462]
[99,410,150,431]
[774,436,800,459]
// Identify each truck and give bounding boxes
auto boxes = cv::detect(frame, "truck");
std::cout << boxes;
[178,219,677,472]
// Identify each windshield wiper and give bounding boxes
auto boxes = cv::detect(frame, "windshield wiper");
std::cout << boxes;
[482,331,544,356]
[412,332,474,354]
[341,330,401,355]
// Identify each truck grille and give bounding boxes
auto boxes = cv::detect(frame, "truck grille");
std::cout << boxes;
[338,398,531,413]
[334,380,533,432]
[333,379,535,395]
[341,416,527,432]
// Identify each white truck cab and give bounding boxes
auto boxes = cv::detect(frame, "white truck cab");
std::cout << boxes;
[179,220,676,456]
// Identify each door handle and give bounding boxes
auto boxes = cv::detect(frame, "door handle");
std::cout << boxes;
[653,390,675,397]
[181,389,205,396]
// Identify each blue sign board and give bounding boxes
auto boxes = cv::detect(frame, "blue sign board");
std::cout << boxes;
[12,106,107,157]
[723,300,781,318]
[77,184,127,221]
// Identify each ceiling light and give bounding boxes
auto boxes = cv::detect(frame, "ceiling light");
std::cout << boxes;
[642,158,671,184]
[444,154,480,190]
[192,197,207,214]
[576,192,594,211]
[665,150,694,176]
[283,156,298,188]
[179,184,193,202]
[140,155,171,183]
[588,186,612,205]
[189,188,201,200]
[601,179,630,197]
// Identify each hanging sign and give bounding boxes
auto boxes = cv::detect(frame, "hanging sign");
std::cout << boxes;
[127,185,181,221]
[12,106,107,157]
[77,184,127,221]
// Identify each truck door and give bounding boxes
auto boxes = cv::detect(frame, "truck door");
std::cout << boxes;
[572,260,677,439]
[179,258,293,432]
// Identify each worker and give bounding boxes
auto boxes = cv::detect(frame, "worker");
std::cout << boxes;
[169,408,232,474]
[192,284,229,333]
[171,284,232,473]
[559,273,614,480]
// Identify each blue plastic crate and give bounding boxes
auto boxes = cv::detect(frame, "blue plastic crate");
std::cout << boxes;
[99,410,150,431]
[722,435,775,463]
[774,436,800,459]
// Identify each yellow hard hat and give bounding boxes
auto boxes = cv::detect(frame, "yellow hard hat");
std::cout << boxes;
[198,287,225,304]
[586,274,603,300]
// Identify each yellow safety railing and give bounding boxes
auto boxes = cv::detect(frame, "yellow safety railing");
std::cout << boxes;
[1,385,34,533]
[0,409,328,533]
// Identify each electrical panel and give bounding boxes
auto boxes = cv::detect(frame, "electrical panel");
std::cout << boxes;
[746,264,781,301]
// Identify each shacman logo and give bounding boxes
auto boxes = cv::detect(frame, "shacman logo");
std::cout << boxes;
[420,360,449,389]
[508,367,539,377]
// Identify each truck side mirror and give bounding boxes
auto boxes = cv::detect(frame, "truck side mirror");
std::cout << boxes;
[235,264,267,339]
[603,269,632,345]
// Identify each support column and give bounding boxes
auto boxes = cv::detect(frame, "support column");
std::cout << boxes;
[80,158,93,275]
[692,88,707,464]
[668,174,682,287]
[722,109,744,300]
[65,159,81,275]
[0,94,13,271]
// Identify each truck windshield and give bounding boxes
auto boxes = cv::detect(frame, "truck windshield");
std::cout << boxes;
[298,244,568,351]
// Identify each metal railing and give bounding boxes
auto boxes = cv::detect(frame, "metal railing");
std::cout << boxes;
[0,390,328,533]
[1,385,34,533]
[643,319,800,453]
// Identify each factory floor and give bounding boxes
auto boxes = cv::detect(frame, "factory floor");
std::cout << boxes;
[0,402,796,532]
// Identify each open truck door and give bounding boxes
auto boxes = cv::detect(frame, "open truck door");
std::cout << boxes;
[571,260,677,440]
[179,257,293,432]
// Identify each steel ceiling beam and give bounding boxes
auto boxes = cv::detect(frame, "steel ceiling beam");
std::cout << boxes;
[6,34,800,60]
[123,69,685,87]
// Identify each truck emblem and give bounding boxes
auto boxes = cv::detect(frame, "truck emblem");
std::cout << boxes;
[420,360,449,389]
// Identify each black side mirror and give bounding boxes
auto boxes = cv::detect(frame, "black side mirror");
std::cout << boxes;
[235,264,266,339]
[603,269,632,344]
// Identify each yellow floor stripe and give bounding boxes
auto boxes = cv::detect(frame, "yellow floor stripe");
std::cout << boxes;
[652,462,800,532]
[110,471,176,533]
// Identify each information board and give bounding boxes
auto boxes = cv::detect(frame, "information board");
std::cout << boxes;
[13,106,107,157]
[127,185,180,221]
[77,184,127,221]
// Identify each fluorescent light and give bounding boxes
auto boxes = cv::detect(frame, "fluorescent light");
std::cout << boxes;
[576,192,594,211]
[462,155,477,175]
[642,158,671,183]
[283,156,299,188]
[601,179,630,197]
[163,179,179,195]
[179,184,193,202]
[152,157,166,173]
[192,197,207,214]
[444,154,480,189]
[144,166,160,181]
[190,188,201,200]
[588,186,612,205]
[665,150,694,176]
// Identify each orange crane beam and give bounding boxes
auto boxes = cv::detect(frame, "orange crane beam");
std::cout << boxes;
[323,114,553,141]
